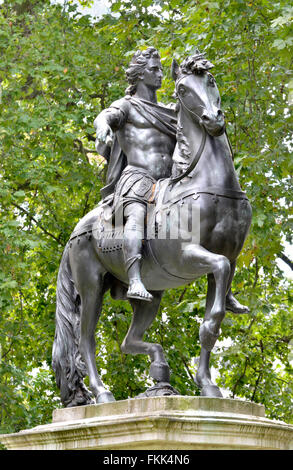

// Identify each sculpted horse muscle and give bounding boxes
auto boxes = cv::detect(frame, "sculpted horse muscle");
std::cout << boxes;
[52,51,252,407]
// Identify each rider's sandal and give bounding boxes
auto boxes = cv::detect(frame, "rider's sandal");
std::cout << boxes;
[127,279,153,302]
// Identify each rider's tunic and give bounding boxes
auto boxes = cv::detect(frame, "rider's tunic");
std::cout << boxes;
[113,165,156,213]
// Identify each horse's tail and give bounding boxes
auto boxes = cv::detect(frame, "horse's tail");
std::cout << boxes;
[52,243,92,407]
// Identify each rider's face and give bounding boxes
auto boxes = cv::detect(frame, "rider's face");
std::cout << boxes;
[142,59,163,90]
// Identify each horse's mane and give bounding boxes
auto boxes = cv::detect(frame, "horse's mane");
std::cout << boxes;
[180,50,214,76]
[176,124,192,164]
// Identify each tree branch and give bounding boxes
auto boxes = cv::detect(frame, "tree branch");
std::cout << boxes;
[278,252,293,271]
[74,138,98,164]
[232,356,249,398]
[253,256,259,289]
[86,133,96,142]
[10,202,62,244]
[179,287,187,303]
[113,320,125,365]
[251,340,264,401]
[179,352,195,383]
[251,370,262,402]
[82,189,93,217]
[2,289,25,360]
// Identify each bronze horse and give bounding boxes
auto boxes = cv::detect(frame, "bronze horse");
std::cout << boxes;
[52,54,252,407]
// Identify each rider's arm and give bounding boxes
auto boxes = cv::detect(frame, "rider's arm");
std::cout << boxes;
[94,98,130,148]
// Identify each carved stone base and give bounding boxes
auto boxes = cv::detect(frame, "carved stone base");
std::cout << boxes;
[1,396,292,450]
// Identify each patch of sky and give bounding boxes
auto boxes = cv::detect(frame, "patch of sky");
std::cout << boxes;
[50,0,110,19]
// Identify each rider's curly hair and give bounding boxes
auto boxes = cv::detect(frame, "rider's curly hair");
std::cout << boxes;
[125,47,160,95]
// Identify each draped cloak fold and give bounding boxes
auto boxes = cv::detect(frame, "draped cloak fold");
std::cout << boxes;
[96,96,177,199]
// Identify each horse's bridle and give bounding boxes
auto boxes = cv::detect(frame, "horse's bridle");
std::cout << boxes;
[174,73,206,124]
[170,73,207,185]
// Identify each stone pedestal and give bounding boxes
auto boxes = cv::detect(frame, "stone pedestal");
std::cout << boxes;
[1,396,292,450]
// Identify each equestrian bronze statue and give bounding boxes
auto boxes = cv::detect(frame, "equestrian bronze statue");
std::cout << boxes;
[52,48,252,407]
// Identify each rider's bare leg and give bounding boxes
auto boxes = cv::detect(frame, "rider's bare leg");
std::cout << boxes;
[123,202,153,302]
[225,260,250,314]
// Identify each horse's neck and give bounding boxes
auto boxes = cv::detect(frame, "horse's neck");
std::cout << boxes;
[177,110,241,191]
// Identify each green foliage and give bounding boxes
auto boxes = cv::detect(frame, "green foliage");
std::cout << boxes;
[0,0,292,437]
[0,363,60,435]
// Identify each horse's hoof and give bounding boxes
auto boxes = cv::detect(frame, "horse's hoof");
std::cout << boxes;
[194,376,223,398]
[195,377,223,398]
[96,391,115,404]
[200,384,223,398]
[226,296,250,314]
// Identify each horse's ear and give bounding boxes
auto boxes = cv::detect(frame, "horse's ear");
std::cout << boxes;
[171,59,180,81]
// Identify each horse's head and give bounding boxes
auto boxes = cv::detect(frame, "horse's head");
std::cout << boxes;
[172,52,225,137]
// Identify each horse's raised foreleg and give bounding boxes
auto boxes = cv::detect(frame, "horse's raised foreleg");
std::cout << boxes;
[69,241,115,404]
[199,259,230,351]
[182,244,231,397]
[183,244,230,348]
[121,291,171,384]
[225,260,250,314]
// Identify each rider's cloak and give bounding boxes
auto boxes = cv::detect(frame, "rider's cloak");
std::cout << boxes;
[96,96,177,199]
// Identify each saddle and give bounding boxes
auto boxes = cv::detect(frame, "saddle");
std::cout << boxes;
[69,176,248,253]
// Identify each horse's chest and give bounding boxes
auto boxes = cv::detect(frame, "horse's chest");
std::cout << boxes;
[200,195,251,237]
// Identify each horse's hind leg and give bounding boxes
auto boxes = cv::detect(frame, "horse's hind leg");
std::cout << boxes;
[69,241,115,404]
[121,291,171,386]
[79,279,115,403]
